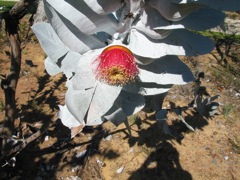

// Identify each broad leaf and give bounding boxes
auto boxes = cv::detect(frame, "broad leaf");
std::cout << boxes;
[44,1,106,54]
[45,0,117,35]
[58,105,84,128]
[86,82,122,125]
[149,0,203,21]
[154,8,225,31]
[32,23,81,78]
[32,23,69,61]
[44,57,61,76]
[84,0,122,15]
[132,5,172,39]
[105,91,145,126]
[124,55,194,95]
[129,29,214,58]
[72,49,103,90]
[177,8,225,30]
[65,81,95,124]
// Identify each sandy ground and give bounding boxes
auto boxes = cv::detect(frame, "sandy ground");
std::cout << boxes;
[0,23,240,180]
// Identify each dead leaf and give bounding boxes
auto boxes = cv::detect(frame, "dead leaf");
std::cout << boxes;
[71,125,84,138]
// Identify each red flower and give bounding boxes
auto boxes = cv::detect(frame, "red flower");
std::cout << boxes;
[93,45,139,86]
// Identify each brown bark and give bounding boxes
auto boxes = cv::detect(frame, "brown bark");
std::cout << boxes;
[1,0,38,135]
[1,12,21,136]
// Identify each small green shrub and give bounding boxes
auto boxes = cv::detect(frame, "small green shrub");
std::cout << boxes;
[198,31,240,42]
[222,103,234,117]
[0,1,16,13]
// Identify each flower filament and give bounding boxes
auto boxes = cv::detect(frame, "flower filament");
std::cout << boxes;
[94,45,139,86]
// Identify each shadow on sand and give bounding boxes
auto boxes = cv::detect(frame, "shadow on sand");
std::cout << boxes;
[0,71,213,180]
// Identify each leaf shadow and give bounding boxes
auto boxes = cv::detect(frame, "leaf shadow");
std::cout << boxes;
[17,71,66,123]
[124,102,211,180]
[0,70,215,179]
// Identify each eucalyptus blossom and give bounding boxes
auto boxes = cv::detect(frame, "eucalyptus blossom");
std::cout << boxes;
[32,0,240,130]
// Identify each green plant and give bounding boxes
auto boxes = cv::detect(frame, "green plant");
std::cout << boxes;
[198,31,240,41]
[198,31,240,65]
[0,1,16,13]
[222,103,234,117]
[225,11,240,20]
[227,135,240,154]
[0,98,5,111]
[211,65,240,91]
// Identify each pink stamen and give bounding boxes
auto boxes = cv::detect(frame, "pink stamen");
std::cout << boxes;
[93,45,139,86]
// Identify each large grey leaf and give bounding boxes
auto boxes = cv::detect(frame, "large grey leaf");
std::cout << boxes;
[154,8,225,31]
[132,5,171,39]
[104,108,128,126]
[32,23,69,61]
[72,48,103,90]
[104,90,145,126]
[65,81,95,123]
[86,82,122,125]
[138,56,194,85]
[123,55,194,95]
[45,0,117,35]
[149,0,203,21]
[84,0,122,15]
[57,51,81,78]
[44,1,106,54]
[32,23,81,78]
[177,8,225,30]
[44,57,61,76]
[44,51,80,78]
[65,81,121,127]
[129,29,214,58]
[58,105,84,128]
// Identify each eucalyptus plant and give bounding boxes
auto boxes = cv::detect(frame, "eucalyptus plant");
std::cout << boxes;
[32,0,240,133]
